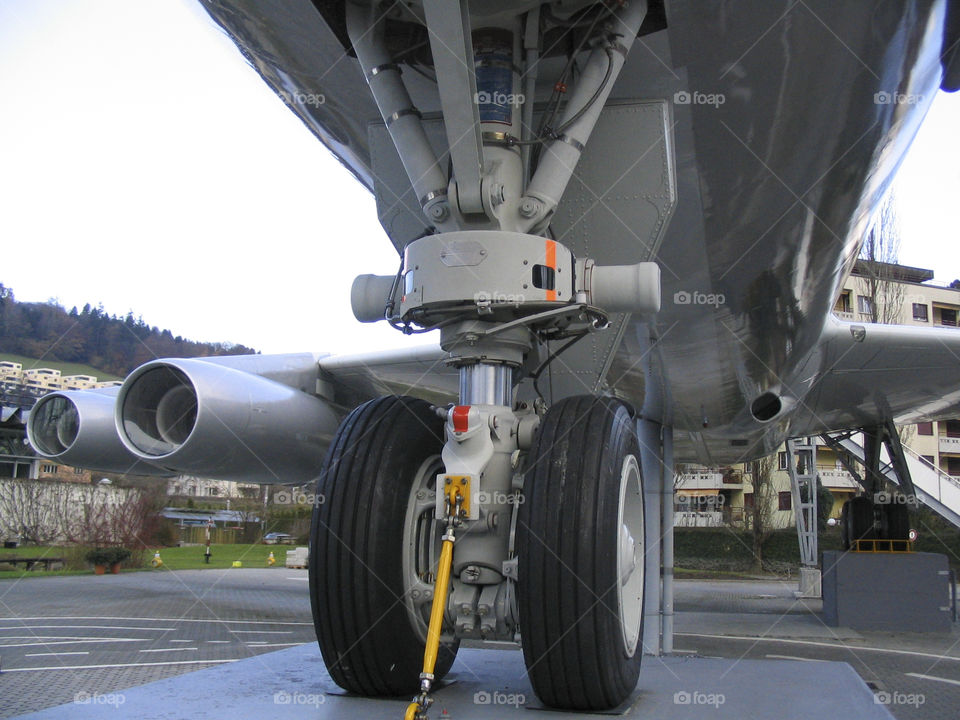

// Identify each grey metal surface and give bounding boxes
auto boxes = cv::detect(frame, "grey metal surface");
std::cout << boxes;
[116,357,340,484]
[195,1,956,468]
[786,438,818,567]
[12,643,895,720]
[26,388,170,476]
[524,0,651,224]
[459,363,512,406]
[822,551,953,632]
[421,0,484,216]
[795,320,960,443]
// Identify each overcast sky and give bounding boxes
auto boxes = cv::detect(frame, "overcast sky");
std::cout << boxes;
[1,1,958,355]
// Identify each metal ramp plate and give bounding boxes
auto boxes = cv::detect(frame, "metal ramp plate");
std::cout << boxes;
[14,644,895,720]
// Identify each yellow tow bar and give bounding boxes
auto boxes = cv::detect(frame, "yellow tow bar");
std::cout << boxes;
[405,477,466,720]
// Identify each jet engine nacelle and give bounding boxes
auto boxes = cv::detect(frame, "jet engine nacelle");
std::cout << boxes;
[115,355,340,484]
[27,387,172,476]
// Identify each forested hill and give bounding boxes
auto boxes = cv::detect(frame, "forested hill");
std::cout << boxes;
[0,284,257,378]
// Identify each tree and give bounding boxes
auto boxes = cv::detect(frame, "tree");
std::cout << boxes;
[859,193,904,324]
[745,456,776,571]
[0,480,71,544]
[0,290,258,377]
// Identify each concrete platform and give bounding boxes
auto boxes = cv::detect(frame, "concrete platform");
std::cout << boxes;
[823,551,953,632]
[15,643,895,720]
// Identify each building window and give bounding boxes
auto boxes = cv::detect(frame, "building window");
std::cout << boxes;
[913,303,929,321]
[777,451,788,471]
[834,291,852,314]
[73,467,84,474]
[857,295,874,315]
[778,492,792,511]
[947,457,960,477]
[41,464,56,473]
[941,308,958,327]
[921,455,935,467]
[744,492,754,509]
[918,422,933,436]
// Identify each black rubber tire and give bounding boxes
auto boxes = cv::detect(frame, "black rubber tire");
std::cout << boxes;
[517,396,645,711]
[309,396,458,696]
[839,501,851,550]
[882,501,910,542]
[844,496,877,548]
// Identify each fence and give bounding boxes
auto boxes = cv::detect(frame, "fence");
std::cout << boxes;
[177,524,261,545]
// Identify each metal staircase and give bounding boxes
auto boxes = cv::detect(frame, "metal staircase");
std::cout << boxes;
[828,432,960,528]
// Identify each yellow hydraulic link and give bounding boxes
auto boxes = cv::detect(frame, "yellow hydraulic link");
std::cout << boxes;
[404,478,465,719]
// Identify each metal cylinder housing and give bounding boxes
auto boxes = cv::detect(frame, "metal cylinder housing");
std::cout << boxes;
[27,388,170,476]
[115,357,340,484]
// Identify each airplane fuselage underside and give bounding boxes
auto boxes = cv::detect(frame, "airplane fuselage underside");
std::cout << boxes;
[199,0,948,465]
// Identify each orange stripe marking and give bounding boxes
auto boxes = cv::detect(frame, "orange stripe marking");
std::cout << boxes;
[545,240,557,301]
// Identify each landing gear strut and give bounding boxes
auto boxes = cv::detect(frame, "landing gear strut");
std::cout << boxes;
[313,0,668,714]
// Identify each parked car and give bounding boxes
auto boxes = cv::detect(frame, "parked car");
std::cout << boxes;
[263,532,295,545]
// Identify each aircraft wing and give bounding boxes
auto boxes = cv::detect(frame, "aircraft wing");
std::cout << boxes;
[319,345,459,411]
[789,316,960,436]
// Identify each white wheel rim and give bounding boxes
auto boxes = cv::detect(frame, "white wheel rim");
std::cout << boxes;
[616,454,644,657]
[401,455,444,642]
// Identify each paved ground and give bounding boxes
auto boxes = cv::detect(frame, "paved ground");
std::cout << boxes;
[673,578,960,720]
[0,571,958,719]
[0,568,314,718]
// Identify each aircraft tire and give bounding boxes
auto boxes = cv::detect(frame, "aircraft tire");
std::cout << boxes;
[517,396,645,711]
[309,395,458,695]
[843,496,877,549]
[882,501,910,542]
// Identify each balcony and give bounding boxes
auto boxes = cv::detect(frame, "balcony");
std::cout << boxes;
[674,511,723,528]
[939,436,960,455]
[676,471,724,490]
[834,311,855,321]
[817,467,858,489]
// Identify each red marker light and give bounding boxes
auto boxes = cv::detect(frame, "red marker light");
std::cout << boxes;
[452,405,470,433]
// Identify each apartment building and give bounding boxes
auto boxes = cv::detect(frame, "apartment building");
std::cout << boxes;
[0,360,119,394]
[167,476,262,499]
[677,260,960,528]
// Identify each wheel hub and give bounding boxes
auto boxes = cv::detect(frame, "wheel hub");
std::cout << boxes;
[619,523,637,585]
[616,454,644,657]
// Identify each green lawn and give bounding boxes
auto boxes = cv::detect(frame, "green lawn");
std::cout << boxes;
[0,543,301,579]
[0,353,120,381]
[150,544,296,570]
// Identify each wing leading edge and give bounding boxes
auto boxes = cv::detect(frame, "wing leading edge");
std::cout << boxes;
[790,316,960,436]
